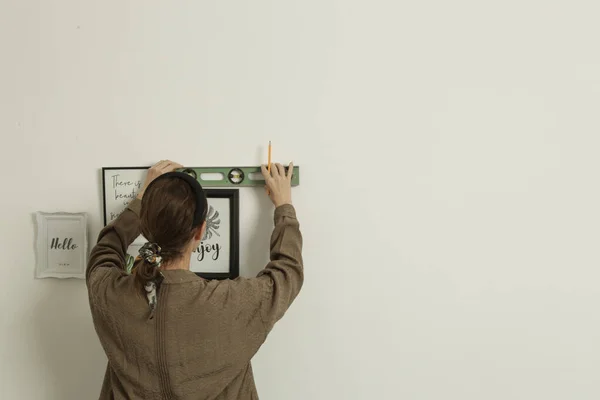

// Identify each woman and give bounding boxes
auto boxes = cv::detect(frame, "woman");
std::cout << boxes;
[86,160,303,400]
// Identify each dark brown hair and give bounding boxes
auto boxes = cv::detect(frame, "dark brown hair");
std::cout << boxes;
[134,176,201,290]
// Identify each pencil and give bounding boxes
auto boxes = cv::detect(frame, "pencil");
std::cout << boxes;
[268,141,272,172]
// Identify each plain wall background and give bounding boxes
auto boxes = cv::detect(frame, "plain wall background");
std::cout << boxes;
[2,1,600,399]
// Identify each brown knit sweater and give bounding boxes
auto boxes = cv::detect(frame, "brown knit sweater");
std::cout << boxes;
[86,198,303,399]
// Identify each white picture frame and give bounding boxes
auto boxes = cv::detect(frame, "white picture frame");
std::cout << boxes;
[35,212,88,279]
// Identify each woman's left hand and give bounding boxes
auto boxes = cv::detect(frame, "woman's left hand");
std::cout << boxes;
[137,160,184,199]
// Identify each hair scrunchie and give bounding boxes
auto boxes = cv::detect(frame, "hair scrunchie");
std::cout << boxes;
[138,242,162,313]
[139,242,162,268]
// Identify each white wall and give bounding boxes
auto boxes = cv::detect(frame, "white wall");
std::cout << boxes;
[2,1,600,399]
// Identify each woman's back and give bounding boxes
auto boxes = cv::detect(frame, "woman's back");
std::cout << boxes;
[87,161,303,399]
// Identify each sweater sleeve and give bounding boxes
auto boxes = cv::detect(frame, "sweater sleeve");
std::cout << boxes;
[86,198,142,288]
[257,204,304,331]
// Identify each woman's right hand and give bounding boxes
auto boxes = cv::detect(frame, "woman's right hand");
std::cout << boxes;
[261,162,293,207]
[137,160,184,200]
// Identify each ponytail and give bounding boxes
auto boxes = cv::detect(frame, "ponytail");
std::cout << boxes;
[134,242,163,312]
[135,173,205,312]
[133,258,162,290]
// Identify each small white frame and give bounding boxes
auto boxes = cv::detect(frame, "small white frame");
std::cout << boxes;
[35,212,88,279]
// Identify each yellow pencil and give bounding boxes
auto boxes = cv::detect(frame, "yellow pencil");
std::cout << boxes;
[268,141,272,172]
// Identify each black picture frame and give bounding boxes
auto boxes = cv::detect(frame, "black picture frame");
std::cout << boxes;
[196,189,240,281]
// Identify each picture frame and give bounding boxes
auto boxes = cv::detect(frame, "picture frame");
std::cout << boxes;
[101,166,148,226]
[101,167,239,280]
[34,212,88,279]
[192,189,239,280]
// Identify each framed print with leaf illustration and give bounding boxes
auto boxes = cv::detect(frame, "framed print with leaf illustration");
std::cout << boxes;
[190,189,239,280]
[101,167,239,280]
